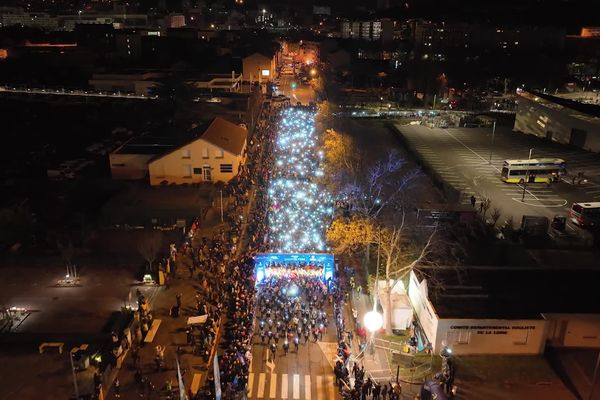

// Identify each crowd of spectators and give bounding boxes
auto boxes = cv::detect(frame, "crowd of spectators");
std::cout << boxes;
[199,103,278,399]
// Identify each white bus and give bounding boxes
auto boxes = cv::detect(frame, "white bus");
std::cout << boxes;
[501,158,566,183]
[569,202,600,227]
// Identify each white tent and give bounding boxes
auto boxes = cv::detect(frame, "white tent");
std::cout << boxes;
[377,279,413,330]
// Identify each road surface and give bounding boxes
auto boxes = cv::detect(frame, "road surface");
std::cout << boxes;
[275,74,317,106]
[395,124,600,234]
[247,297,341,400]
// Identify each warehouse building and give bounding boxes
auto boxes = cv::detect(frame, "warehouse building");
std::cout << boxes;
[514,89,600,152]
[408,267,600,355]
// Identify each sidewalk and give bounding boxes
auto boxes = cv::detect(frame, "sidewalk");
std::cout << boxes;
[347,291,424,399]
[103,275,214,399]
[348,292,393,381]
[103,198,248,400]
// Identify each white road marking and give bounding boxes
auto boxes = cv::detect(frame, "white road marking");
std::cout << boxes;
[281,373,288,399]
[316,376,324,400]
[269,373,277,399]
[248,373,255,397]
[293,374,300,399]
[258,373,266,398]
[304,375,311,400]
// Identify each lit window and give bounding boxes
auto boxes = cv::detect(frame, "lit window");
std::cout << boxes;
[215,149,224,158]
[261,69,270,77]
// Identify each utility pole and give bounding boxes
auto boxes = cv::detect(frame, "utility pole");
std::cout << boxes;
[589,349,600,400]
[374,234,380,312]
[488,121,496,164]
[69,350,80,400]
[521,148,533,202]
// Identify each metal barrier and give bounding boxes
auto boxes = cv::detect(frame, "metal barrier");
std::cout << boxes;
[374,337,407,353]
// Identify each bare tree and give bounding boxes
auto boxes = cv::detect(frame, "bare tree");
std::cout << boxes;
[376,214,439,335]
[480,197,491,217]
[344,151,420,220]
[490,207,502,226]
[339,151,421,266]
[138,231,163,273]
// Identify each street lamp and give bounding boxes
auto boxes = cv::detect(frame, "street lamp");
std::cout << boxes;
[363,235,384,354]
[364,310,383,333]
[488,120,496,164]
[69,349,80,399]
[589,349,600,400]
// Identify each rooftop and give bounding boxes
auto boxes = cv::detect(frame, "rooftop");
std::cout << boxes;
[415,266,600,320]
[114,136,176,155]
[519,89,600,124]
[199,116,247,155]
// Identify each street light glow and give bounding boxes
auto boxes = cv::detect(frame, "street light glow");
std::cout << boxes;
[364,310,383,333]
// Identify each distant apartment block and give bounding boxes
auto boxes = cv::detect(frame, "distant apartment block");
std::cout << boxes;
[0,11,59,30]
[0,7,149,31]
[410,20,565,53]
[165,14,186,28]
[341,19,393,42]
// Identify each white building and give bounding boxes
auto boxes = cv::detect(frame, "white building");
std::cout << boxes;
[408,267,600,355]
[514,89,600,152]
[148,117,247,185]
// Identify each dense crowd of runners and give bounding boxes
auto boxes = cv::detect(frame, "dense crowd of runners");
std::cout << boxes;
[196,103,404,399]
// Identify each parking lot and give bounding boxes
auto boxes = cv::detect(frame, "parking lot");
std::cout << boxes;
[0,256,159,400]
[395,123,600,233]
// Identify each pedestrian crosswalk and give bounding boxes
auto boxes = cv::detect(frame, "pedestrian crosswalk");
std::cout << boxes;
[247,372,337,400]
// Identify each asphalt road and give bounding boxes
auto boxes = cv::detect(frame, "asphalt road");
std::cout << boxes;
[275,74,316,106]
[395,124,600,235]
[247,290,340,400]
[247,72,338,400]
